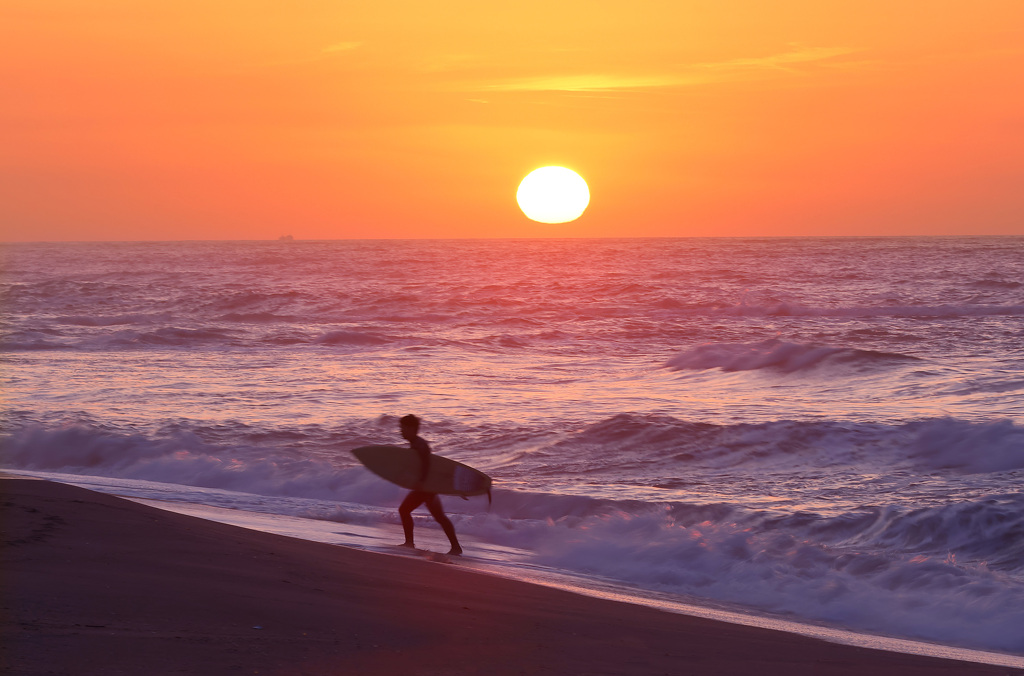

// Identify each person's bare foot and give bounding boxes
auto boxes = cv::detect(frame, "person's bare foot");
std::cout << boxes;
[399,541,415,549]
[448,546,463,556]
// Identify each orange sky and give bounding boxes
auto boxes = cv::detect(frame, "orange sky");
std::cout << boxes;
[2,0,1023,240]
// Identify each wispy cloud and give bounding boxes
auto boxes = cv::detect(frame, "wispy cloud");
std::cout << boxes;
[483,73,710,92]
[704,46,856,72]
[478,45,857,93]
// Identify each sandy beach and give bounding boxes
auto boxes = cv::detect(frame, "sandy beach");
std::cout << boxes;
[2,478,1018,675]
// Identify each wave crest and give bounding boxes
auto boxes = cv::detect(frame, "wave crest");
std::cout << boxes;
[665,339,918,373]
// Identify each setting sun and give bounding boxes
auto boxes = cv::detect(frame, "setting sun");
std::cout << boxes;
[516,167,591,224]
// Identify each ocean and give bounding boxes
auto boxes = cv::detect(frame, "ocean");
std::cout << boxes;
[2,237,1023,661]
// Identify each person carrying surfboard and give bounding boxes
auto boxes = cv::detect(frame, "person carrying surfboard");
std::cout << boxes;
[397,414,463,556]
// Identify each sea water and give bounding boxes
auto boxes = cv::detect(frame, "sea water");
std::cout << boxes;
[2,238,1023,660]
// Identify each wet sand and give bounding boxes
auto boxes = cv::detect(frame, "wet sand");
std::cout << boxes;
[1,478,1018,675]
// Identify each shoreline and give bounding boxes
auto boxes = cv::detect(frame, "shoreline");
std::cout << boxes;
[118,490,1024,669]
[3,477,1021,675]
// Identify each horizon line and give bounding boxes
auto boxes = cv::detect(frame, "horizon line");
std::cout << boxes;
[3,233,1023,245]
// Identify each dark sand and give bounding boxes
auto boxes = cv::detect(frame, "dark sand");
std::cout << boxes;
[2,478,1019,675]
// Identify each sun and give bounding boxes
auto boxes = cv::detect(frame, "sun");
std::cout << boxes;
[516,166,590,223]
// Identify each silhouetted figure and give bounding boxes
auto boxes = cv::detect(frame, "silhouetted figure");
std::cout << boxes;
[397,414,463,555]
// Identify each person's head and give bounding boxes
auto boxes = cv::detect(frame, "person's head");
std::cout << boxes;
[399,414,420,440]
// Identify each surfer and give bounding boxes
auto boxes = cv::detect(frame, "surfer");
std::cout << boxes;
[397,414,463,555]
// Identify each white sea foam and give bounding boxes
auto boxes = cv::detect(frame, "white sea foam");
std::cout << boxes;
[8,458,1024,654]
[5,416,1024,653]
[499,507,1024,653]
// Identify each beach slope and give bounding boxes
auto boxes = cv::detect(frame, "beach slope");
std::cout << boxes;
[1,478,1014,675]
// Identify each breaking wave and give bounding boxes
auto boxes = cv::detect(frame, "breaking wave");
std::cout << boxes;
[3,418,1023,653]
[664,339,919,373]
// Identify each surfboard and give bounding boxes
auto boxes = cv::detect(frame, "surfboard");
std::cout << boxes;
[351,445,492,499]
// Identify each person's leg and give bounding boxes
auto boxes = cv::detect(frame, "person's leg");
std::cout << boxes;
[398,491,427,547]
[426,495,462,555]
